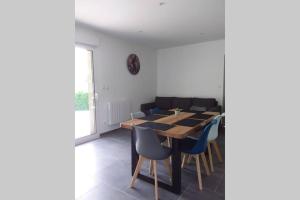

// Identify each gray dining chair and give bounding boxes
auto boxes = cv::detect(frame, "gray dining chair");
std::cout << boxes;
[130,111,146,120]
[131,111,156,175]
[130,126,172,200]
[130,111,170,176]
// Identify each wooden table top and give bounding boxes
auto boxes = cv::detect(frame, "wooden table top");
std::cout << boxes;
[120,110,219,139]
[154,112,195,125]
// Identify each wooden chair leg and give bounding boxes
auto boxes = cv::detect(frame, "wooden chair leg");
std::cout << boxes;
[149,160,153,176]
[167,137,171,147]
[195,155,203,191]
[212,140,223,162]
[153,160,159,200]
[163,137,171,147]
[187,155,192,164]
[207,143,214,172]
[163,158,172,178]
[130,155,145,188]
[200,153,211,176]
[181,154,187,168]
[167,137,172,164]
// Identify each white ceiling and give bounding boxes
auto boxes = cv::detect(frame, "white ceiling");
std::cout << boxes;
[75,0,224,49]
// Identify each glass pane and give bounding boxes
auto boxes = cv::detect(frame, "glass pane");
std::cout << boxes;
[75,46,95,139]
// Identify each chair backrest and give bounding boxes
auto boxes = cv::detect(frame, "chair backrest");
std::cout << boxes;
[130,111,146,120]
[207,115,223,141]
[133,126,166,159]
[190,119,218,154]
[149,107,160,115]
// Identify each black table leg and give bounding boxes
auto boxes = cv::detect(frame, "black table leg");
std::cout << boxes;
[130,132,182,194]
[131,129,138,175]
[171,138,181,194]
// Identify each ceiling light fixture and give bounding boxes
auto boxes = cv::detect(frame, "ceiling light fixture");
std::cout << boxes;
[159,2,166,6]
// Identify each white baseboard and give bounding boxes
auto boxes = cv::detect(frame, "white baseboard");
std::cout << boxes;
[75,132,100,146]
[75,125,123,146]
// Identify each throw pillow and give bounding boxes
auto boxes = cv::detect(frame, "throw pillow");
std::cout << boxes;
[190,105,207,112]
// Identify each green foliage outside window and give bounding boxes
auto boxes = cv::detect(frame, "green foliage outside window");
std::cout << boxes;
[75,91,89,111]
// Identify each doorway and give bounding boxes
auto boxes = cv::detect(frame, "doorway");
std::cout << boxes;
[75,46,96,141]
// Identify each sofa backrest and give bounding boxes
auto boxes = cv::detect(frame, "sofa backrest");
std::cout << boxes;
[192,98,217,108]
[155,97,174,110]
[172,97,192,110]
[155,96,217,110]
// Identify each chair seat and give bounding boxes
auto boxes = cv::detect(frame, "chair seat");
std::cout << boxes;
[158,135,167,143]
[187,131,201,140]
[179,137,200,155]
[142,146,172,160]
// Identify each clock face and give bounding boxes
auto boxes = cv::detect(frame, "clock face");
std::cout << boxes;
[127,54,140,75]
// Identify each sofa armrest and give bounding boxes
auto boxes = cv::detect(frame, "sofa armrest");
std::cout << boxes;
[140,102,156,115]
[208,105,222,113]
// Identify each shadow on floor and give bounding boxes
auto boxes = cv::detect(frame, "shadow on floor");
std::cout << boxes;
[75,128,225,200]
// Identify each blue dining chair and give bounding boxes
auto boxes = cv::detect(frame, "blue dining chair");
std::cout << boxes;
[184,114,224,172]
[179,119,217,191]
[130,126,172,200]
[206,114,224,172]
[149,107,160,115]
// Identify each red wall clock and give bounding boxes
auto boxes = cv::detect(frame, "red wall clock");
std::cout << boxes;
[127,54,140,75]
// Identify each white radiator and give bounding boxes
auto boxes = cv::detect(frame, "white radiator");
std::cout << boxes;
[107,100,130,125]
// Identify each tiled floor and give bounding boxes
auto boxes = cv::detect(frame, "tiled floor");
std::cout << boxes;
[75,111,91,139]
[75,128,225,200]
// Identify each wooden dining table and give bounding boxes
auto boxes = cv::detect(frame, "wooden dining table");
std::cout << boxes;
[120,109,219,194]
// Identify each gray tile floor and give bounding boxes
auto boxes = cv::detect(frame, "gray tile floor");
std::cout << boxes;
[75,128,225,200]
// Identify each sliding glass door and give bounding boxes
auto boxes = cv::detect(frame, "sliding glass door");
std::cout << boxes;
[75,46,96,140]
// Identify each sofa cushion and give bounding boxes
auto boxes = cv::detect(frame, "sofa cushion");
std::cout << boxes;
[192,98,217,108]
[190,105,207,112]
[172,97,192,110]
[155,97,173,110]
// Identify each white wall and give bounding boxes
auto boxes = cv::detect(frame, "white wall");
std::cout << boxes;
[75,25,224,135]
[75,24,157,134]
[157,40,225,105]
